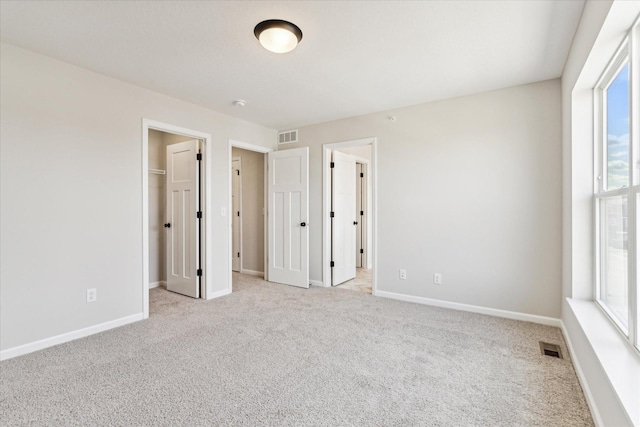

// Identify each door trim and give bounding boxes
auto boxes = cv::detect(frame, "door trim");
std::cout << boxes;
[322,138,378,294]
[142,119,212,319]
[228,139,272,293]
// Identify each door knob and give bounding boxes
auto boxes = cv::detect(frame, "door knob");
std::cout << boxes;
[301,222,306,227]
[164,223,171,228]
[353,221,358,225]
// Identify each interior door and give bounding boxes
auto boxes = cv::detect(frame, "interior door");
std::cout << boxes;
[356,163,364,268]
[332,151,357,285]
[232,158,241,272]
[166,139,200,298]
[267,147,309,288]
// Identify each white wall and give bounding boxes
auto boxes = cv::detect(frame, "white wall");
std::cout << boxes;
[231,147,265,273]
[284,79,562,318]
[0,43,276,352]
[562,0,614,304]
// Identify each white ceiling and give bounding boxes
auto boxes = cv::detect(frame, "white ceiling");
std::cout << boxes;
[0,1,584,130]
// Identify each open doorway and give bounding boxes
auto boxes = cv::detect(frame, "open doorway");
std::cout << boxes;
[231,147,266,278]
[148,128,204,299]
[323,138,377,295]
[142,120,212,319]
[228,140,271,291]
[228,140,310,291]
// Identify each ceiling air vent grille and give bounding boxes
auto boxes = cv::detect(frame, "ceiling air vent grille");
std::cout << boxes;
[278,129,298,144]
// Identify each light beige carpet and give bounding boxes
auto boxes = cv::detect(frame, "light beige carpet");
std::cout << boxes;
[0,273,593,426]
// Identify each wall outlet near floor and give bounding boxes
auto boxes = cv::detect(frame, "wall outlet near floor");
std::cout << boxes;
[399,269,407,280]
[86,288,97,303]
[433,273,442,285]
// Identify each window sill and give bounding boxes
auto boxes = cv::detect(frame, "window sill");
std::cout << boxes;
[565,298,640,426]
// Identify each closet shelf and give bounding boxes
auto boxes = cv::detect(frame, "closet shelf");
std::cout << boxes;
[149,169,166,175]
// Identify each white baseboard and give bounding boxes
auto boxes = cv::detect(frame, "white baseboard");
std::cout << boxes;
[149,281,166,289]
[0,313,144,361]
[560,321,604,427]
[309,279,326,287]
[206,288,232,300]
[240,269,264,277]
[375,290,562,327]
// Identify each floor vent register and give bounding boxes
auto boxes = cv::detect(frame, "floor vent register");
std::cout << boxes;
[539,341,563,359]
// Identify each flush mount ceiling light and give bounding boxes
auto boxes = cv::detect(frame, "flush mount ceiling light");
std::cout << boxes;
[254,19,303,54]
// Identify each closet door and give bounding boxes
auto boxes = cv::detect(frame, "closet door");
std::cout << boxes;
[267,147,309,288]
[166,140,200,298]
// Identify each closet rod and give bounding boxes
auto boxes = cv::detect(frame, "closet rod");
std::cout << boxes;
[148,169,166,175]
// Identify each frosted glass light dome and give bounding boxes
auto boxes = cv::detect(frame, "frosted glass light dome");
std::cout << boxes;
[254,20,303,54]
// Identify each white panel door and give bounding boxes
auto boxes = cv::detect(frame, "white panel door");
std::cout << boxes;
[267,147,309,288]
[232,159,241,272]
[356,163,364,269]
[166,140,199,298]
[332,151,356,285]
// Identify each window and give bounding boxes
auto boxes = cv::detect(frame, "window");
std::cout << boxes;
[594,19,639,350]
[605,63,630,191]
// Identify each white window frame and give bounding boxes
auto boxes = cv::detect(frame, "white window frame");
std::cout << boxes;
[594,19,639,351]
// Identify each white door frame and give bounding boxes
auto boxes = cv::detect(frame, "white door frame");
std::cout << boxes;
[228,139,272,291]
[142,119,213,319]
[322,137,378,294]
[231,156,242,272]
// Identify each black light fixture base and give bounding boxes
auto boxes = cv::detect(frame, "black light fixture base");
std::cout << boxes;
[254,19,303,43]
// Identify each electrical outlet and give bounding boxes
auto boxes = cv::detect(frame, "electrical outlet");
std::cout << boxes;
[433,273,442,285]
[399,269,407,280]
[87,288,97,303]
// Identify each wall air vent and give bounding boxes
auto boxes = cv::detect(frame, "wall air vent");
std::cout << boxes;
[278,129,298,144]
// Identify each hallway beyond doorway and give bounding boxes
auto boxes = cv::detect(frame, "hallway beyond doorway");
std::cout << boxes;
[333,268,372,294]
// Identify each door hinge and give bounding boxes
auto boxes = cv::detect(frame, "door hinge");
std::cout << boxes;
[330,261,335,267]
[197,268,203,276]
[196,153,202,161]
[360,210,364,216]
[237,211,240,217]
[237,252,240,258]
[237,170,240,176]
[360,249,364,254]
[330,162,335,168]
[197,211,202,219]
[360,172,364,178]
[330,211,334,218]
